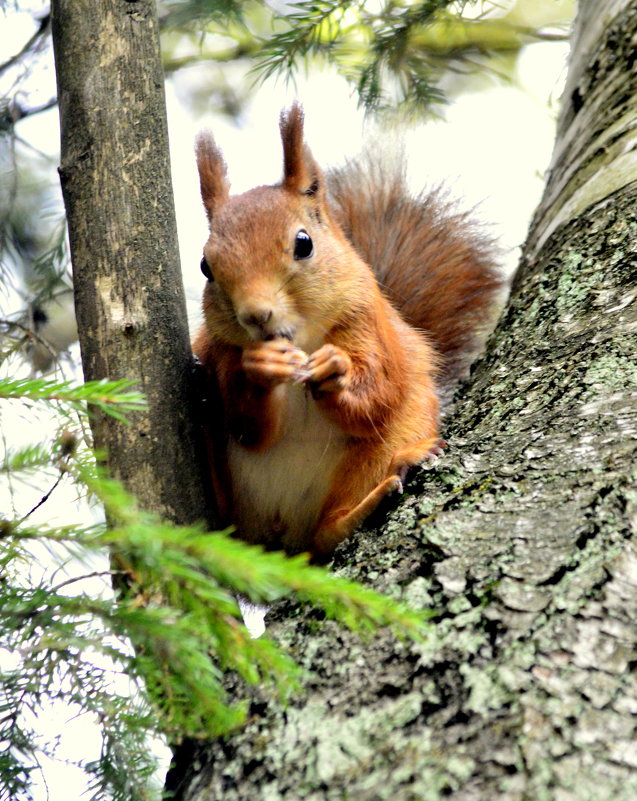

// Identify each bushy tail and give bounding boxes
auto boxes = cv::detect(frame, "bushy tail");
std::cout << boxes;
[327,155,504,400]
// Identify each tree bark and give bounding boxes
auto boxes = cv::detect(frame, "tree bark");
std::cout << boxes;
[166,1,637,799]
[50,0,210,525]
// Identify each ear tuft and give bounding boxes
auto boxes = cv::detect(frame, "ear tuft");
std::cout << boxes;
[280,102,324,200]
[196,131,230,222]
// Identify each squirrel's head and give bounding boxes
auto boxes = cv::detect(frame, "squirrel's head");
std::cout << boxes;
[195,103,361,351]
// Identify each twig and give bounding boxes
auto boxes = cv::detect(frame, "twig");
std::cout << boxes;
[50,571,116,595]
[0,13,51,77]
[18,472,65,524]
[0,317,60,366]
[10,97,58,125]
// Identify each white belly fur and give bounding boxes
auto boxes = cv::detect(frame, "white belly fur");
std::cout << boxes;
[228,383,348,553]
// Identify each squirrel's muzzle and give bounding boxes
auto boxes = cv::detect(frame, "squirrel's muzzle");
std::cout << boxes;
[236,301,297,342]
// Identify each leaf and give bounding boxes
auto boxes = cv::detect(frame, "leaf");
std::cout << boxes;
[0,377,146,421]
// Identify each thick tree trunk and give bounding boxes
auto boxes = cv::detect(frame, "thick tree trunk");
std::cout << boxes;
[51,0,210,524]
[166,1,637,799]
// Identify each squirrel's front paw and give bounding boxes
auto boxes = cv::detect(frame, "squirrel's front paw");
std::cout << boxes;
[306,344,352,395]
[242,339,308,388]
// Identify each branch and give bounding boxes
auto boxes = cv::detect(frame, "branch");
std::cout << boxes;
[408,17,571,54]
[3,96,58,128]
[0,318,59,364]
[0,13,51,77]
[17,472,65,524]
[162,40,261,73]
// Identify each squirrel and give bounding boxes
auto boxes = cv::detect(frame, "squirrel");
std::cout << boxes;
[192,102,502,563]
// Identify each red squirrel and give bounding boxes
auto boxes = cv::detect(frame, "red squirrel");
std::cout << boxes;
[192,103,502,562]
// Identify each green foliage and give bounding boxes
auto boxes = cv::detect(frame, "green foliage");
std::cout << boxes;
[1,441,50,474]
[0,373,431,801]
[0,376,146,420]
[256,0,458,112]
[159,0,572,118]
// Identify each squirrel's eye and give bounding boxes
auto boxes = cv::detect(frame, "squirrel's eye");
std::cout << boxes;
[200,256,214,281]
[293,229,313,260]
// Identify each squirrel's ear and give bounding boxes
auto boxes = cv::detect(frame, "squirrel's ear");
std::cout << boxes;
[280,103,324,203]
[196,131,229,222]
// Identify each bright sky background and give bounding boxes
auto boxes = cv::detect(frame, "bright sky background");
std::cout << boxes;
[1,2,570,798]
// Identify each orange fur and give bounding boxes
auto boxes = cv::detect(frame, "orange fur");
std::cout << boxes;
[327,156,502,397]
[192,103,502,561]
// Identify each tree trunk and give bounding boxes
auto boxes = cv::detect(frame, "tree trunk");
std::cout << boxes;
[166,0,637,798]
[50,0,210,525]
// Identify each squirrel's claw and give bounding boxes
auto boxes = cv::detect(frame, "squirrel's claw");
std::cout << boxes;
[242,339,308,388]
[305,344,352,394]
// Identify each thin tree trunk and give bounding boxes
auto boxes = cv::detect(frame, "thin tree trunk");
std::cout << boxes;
[166,1,637,798]
[51,0,210,525]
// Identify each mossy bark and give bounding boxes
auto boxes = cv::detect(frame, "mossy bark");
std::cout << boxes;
[166,1,637,799]
[51,0,210,525]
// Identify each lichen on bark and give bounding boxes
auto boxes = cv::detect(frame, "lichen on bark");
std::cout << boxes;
[169,184,637,801]
[166,2,637,799]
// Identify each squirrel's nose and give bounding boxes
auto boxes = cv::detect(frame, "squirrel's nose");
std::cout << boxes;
[238,306,273,332]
